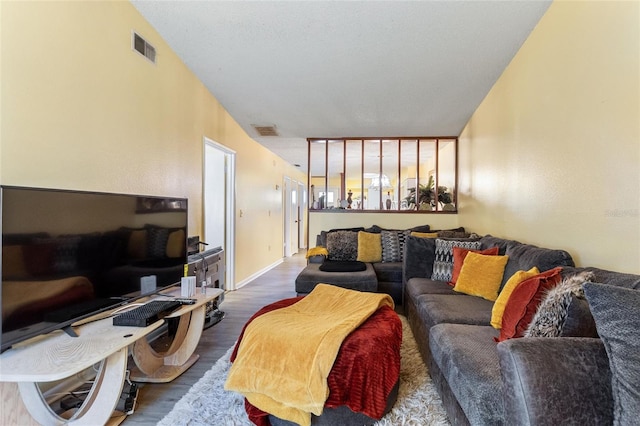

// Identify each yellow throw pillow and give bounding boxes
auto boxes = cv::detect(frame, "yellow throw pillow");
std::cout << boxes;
[490,266,540,329]
[410,231,439,238]
[2,245,28,278]
[128,229,147,259]
[453,252,509,301]
[166,229,186,258]
[357,231,382,263]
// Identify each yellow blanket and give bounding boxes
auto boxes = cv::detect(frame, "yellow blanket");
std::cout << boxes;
[224,284,394,426]
[305,246,328,258]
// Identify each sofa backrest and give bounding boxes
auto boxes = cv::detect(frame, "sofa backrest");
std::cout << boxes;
[480,235,575,289]
[561,266,640,290]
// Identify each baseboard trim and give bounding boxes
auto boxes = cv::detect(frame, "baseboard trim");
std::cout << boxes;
[234,258,285,290]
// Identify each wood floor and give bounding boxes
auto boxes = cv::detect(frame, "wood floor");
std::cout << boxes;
[123,251,306,425]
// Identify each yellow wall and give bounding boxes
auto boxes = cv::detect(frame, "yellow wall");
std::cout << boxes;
[458,0,639,273]
[0,1,305,284]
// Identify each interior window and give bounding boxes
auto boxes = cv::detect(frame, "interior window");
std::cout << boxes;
[308,137,458,213]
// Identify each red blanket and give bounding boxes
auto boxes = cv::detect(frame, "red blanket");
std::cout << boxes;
[230,296,401,426]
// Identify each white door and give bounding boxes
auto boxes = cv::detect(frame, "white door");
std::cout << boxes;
[290,180,299,255]
[298,181,306,249]
[204,138,236,290]
[283,177,292,257]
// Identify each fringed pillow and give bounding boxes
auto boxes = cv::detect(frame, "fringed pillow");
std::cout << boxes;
[525,271,595,338]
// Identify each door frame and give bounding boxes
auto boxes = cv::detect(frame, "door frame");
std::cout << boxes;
[297,181,307,249]
[283,176,300,257]
[203,137,236,290]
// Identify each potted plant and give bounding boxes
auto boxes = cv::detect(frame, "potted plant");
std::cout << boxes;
[405,176,453,210]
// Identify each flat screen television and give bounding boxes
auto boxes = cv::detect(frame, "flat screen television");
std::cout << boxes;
[1,185,188,352]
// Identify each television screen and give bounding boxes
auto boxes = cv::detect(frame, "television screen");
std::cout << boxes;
[1,185,188,352]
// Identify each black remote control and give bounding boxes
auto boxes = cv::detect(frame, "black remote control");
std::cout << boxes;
[173,298,197,305]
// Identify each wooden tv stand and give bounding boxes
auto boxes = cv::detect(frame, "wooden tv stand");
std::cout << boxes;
[0,287,222,426]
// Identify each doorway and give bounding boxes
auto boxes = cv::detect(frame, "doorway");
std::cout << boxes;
[283,176,299,257]
[298,181,307,249]
[203,137,236,290]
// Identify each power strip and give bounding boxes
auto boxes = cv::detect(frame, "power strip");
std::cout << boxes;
[59,378,138,415]
[116,382,138,415]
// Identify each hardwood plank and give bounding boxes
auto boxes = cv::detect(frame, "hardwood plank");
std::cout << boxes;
[123,252,305,424]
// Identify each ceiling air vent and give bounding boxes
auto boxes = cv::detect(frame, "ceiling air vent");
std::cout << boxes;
[253,125,279,137]
[133,32,156,64]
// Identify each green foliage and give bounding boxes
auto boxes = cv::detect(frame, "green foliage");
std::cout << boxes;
[405,175,452,209]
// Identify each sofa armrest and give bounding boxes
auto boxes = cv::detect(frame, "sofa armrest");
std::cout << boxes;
[307,255,325,264]
[498,337,613,426]
[402,236,436,284]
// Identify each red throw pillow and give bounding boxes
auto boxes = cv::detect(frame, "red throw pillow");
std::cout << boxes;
[449,246,500,286]
[496,267,563,342]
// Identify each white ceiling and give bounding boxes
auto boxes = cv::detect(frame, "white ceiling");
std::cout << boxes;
[131,0,551,172]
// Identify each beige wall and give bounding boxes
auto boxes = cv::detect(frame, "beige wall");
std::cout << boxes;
[458,1,639,273]
[0,1,306,284]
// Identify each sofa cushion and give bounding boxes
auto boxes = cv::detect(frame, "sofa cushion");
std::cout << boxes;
[432,239,482,282]
[429,324,503,425]
[319,261,367,272]
[403,236,437,282]
[326,231,358,261]
[558,296,598,337]
[585,283,640,426]
[415,294,493,330]
[372,262,402,283]
[525,270,595,338]
[406,278,459,299]
[453,252,509,301]
[498,267,563,342]
[356,231,382,263]
[295,263,377,294]
[380,230,409,262]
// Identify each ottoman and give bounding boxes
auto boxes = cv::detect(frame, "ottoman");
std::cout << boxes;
[232,296,401,426]
[295,263,378,295]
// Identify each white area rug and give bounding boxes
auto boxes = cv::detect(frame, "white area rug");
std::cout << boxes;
[158,316,449,426]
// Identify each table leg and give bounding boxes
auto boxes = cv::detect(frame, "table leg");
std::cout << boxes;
[130,305,206,382]
[16,348,127,426]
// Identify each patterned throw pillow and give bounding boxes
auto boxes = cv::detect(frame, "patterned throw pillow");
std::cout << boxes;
[52,236,81,273]
[326,231,358,261]
[380,230,410,262]
[147,226,170,258]
[431,239,481,282]
[525,271,595,337]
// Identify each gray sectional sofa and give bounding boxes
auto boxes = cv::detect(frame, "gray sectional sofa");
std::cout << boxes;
[298,226,640,424]
[296,225,467,305]
[403,234,640,425]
